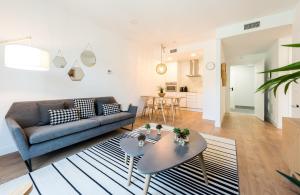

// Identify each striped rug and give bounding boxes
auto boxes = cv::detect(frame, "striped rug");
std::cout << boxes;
[0,128,239,195]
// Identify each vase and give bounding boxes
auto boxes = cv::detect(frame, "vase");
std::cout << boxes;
[178,137,185,146]
[174,133,179,142]
[157,129,161,135]
[146,128,151,134]
[138,140,145,147]
[158,93,165,97]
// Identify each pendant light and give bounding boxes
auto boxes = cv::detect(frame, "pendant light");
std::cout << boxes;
[156,44,167,75]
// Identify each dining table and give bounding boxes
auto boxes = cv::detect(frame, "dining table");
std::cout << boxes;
[141,95,181,124]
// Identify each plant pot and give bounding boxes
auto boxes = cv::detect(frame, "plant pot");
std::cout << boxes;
[178,137,186,146]
[138,140,145,147]
[158,93,166,97]
[157,128,161,135]
[146,128,151,134]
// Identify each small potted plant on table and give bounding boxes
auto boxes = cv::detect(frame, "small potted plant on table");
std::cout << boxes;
[156,124,163,135]
[137,133,146,147]
[158,86,165,97]
[145,123,151,134]
[173,128,190,146]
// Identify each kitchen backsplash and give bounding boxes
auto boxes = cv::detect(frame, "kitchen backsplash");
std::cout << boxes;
[177,59,203,92]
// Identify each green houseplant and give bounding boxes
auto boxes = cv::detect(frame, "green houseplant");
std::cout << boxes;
[257,44,300,96]
[257,43,300,190]
[277,170,300,189]
[173,127,190,145]
[145,123,151,134]
[156,124,163,135]
[158,86,166,97]
[137,133,146,147]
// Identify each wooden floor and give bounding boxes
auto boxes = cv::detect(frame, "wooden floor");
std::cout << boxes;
[0,111,297,194]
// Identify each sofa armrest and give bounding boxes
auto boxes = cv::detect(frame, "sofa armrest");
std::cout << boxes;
[128,105,138,117]
[5,117,30,160]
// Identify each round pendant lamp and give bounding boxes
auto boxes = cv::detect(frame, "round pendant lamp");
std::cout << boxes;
[156,44,167,75]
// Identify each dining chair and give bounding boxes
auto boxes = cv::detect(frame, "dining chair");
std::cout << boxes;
[141,96,154,120]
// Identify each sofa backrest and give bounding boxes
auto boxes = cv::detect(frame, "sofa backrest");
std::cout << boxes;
[5,97,116,128]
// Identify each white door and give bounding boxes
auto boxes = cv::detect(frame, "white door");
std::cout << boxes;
[229,67,236,109]
[254,60,265,121]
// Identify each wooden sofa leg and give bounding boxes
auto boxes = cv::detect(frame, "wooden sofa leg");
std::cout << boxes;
[24,159,32,172]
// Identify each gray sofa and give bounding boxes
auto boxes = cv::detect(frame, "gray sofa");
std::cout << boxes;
[5,97,137,171]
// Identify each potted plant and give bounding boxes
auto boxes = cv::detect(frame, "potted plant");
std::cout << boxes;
[156,124,163,135]
[145,123,151,134]
[257,44,300,96]
[257,43,300,192]
[137,133,146,147]
[173,127,181,141]
[277,170,300,191]
[173,128,190,145]
[158,86,166,97]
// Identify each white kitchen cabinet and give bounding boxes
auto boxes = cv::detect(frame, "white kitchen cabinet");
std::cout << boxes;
[165,92,202,111]
[186,92,202,111]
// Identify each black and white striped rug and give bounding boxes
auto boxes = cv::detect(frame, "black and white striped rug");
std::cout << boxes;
[0,128,239,195]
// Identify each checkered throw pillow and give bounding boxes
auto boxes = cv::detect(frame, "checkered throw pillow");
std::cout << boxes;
[73,99,96,119]
[48,108,80,125]
[102,103,120,116]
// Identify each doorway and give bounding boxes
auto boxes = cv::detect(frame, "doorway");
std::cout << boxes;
[230,65,255,114]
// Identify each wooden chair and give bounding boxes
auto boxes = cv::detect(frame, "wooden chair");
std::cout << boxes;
[141,96,155,120]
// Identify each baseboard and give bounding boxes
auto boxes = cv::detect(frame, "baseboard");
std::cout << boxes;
[0,145,17,156]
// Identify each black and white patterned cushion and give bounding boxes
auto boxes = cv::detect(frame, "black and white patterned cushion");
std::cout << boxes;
[73,99,96,119]
[48,108,80,125]
[102,103,120,116]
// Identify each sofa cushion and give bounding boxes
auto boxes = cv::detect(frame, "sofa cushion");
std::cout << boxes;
[95,98,116,116]
[102,103,121,116]
[73,98,96,119]
[37,102,66,126]
[24,119,100,144]
[91,112,134,125]
[49,108,80,125]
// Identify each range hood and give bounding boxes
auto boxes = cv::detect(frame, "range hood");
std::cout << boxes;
[187,59,201,77]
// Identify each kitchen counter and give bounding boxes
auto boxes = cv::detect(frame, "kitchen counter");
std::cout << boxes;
[166,92,203,112]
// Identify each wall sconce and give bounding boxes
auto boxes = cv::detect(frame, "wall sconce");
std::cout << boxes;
[4,44,50,71]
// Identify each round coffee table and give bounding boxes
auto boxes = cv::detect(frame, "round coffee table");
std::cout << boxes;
[119,137,150,186]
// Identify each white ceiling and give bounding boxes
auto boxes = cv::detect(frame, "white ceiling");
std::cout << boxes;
[58,0,299,46]
[222,25,292,64]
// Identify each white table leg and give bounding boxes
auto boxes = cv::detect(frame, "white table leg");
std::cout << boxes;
[143,174,151,195]
[198,153,208,185]
[171,99,175,124]
[160,100,166,124]
[127,156,134,186]
[125,153,129,164]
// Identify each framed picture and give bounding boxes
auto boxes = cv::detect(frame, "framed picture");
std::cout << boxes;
[221,63,227,86]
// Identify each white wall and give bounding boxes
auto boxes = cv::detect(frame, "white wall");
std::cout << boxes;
[265,41,279,125]
[230,65,255,107]
[0,0,146,155]
[265,37,292,128]
[291,2,300,118]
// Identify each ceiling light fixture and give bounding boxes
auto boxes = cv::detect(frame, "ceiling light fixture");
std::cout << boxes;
[156,44,167,75]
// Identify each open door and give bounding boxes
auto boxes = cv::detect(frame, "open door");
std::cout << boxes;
[254,59,265,121]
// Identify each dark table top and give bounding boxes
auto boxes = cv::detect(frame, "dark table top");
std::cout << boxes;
[136,130,207,174]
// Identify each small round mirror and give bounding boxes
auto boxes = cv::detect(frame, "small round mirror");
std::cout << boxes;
[80,50,96,67]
